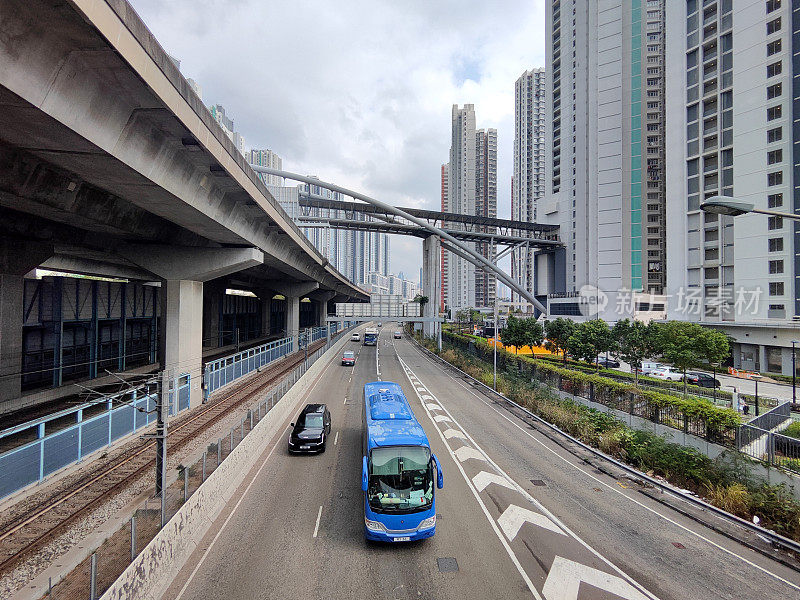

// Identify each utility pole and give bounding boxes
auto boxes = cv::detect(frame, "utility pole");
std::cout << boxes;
[155,373,169,527]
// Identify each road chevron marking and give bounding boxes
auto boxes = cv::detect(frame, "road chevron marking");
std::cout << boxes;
[425,402,441,411]
[443,428,469,440]
[433,414,453,423]
[498,504,565,540]
[472,471,516,492]
[541,556,651,600]
[453,446,487,463]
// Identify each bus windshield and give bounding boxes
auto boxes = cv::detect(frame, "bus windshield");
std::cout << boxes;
[368,446,433,513]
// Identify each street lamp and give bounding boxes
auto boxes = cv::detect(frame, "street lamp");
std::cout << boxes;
[700,196,800,221]
[751,374,763,417]
[710,361,720,403]
[792,340,799,407]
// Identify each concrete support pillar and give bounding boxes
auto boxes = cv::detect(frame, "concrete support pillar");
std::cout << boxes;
[270,282,320,353]
[422,235,441,339]
[202,280,224,349]
[255,288,276,338]
[313,291,336,327]
[0,241,52,404]
[161,280,204,409]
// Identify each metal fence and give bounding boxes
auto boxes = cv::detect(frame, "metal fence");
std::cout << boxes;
[0,376,190,500]
[203,336,294,395]
[43,325,351,600]
[736,402,799,473]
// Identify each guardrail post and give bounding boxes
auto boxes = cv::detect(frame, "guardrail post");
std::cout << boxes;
[90,553,97,600]
[38,423,45,482]
[249,410,253,431]
[202,452,207,481]
[217,438,222,465]
[130,515,136,560]
[183,467,188,502]
[768,432,775,466]
[683,414,689,434]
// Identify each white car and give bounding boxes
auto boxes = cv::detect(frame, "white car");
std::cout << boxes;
[650,366,682,382]
[351,332,360,342]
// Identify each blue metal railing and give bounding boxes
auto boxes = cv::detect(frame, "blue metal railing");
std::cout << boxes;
[203,336,294,396]
[0,375,190,500]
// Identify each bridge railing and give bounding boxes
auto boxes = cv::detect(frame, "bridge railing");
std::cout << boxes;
[203,337,294,396]
[0,375,190,501]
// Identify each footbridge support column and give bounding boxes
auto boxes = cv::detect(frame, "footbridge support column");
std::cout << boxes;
[422,235,441,342]
[119,245,263,409]
[271,282,320,352]
[0,241,53,404]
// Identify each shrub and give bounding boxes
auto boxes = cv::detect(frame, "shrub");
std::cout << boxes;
[781,421,800,440]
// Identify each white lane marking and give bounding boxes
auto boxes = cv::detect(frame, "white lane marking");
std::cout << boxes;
[313,505,323,538]
[343,397,347,404]
[542,556,650,600]
[175,339,344,600]
[472,471,516,493]
[398,366,541,598]
[376,343,381,379]
[333,431,339,446]
[442,428,468,440]
[407,344,800,595]
[498,504,565,540]
[433,414,453,424]
[425,402,441,411]
[420,394,434,401]
[454,446,487,463]
[398,355,657,600]
[431,363,800,595]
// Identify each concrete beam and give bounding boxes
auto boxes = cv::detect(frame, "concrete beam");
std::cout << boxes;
[269,281,320,299]
[118,245,263,282]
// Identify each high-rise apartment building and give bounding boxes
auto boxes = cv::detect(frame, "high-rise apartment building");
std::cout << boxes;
[540,1,667,321]
[440,163,449,311]
[665,0,800,375]
[475,128,498,308]
[512,68,547,307]
[247,149,284,186]
[266,183,389,288]
[443,105,497,312]
[210,104,246,157]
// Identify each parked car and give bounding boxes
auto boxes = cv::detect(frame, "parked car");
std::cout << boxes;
[684,371,721,388]
[342,350,356,366]
[288,404,331,453]
[650,366,683,382]
[597,356,621,369]
[636,362,664,376]
[394,331,402,339]
[351,332,360,342]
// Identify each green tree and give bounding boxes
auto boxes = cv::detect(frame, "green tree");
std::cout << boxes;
[521,318,545,352]
[544,318,576,364]
[611,319,657,384]
[566,319,613,367]
[655,321,705,394]
[501,314,526,354]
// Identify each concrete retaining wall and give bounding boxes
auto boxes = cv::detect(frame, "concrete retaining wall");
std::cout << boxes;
[99,330,353,600]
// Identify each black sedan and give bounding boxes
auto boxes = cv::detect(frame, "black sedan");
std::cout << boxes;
[684,372,721,388]
[288,404,331,453]
[597,357,621,369]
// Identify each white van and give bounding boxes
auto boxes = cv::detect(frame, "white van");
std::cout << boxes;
[637,362,663,376]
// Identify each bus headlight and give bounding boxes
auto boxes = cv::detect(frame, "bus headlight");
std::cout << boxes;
[365,517,386,532]
[418,515,436,530]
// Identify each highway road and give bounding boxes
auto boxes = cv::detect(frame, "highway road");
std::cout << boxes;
[165,328,800,600]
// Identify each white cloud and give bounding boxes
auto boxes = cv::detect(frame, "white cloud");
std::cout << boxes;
[130,0,545,279]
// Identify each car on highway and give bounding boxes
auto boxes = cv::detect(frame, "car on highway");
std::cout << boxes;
[288,404,331,453]
[684,371,721,388]
[394,331,402,339]
[635,361,664,376]
[597,356,620,369]
[342,350,356,366]
[377,322,383,327]
[650,366,683,381]
[351,332,360,342]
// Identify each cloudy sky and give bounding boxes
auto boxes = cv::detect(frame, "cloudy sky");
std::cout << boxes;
[130,0,545,282]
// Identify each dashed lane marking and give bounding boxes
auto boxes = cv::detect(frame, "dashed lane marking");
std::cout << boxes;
[313,505,322,538]
[333,431,339,446]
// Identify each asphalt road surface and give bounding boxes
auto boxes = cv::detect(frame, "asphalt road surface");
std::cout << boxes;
[165,328,800,600]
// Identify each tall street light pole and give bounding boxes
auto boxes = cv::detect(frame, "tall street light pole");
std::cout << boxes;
[792,340,798,407]
[700,196,800,221]
[752,374,763,417]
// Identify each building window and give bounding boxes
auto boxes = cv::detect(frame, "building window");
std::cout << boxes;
[767,171,783,186]
[768,216,783,230]
[767,17,781,35]
[769,282,784,296]
[766,0,781,13]
[767,105,782,121]
[769,259,784,274]
[767,149,783,164]
[767,83,782,99]
[767,61,782,78]
[767,39,782,56]
[767,127,782,143]
[768,193,783,208]
[768,237,784,252]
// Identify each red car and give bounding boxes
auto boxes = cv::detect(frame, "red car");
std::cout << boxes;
[342,351,356,366]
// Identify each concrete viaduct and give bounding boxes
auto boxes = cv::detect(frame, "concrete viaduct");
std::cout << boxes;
[0,0,368,414]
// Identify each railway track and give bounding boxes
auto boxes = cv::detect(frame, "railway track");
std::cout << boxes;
[0,337,330,576]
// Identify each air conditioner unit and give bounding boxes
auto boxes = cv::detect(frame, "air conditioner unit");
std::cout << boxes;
[792,315,800,322]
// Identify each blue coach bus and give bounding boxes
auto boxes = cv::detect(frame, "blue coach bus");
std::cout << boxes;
[363,328,379,346]
[361,381,443,542]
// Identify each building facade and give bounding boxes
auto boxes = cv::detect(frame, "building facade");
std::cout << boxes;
[541,0,667,322]
[475,128,498,309]
[665,0,800,375]
[512,68,547,308]
[247,149,284,186]
[440,163,449,311]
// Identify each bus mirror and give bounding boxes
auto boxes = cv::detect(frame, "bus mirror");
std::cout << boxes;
[361,456,369,492]
[433,454,444,489]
